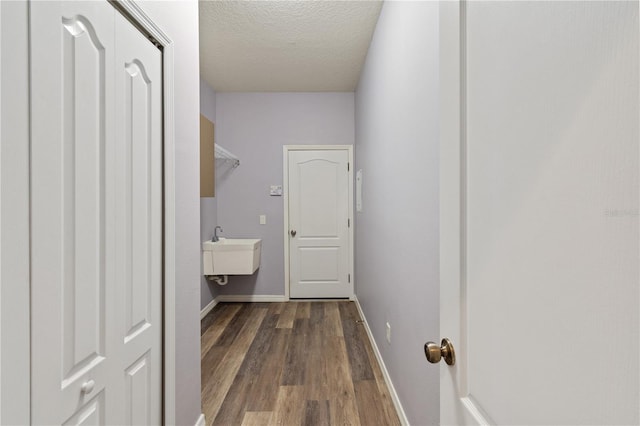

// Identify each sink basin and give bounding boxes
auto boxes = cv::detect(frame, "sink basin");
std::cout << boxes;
[202,238,262,275]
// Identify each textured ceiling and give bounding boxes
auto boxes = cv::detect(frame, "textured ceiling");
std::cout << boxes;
[199,1,383,92]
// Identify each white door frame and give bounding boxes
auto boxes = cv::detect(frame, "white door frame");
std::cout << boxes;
[283,145,355,300]
[0,1,179,423]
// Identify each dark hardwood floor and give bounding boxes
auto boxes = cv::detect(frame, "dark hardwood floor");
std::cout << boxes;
[201,301,401,426]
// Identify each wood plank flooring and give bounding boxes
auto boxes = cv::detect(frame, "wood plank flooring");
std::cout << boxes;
[201,302,401,426]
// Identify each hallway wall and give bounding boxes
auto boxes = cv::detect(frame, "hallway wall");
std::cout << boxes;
[354,2,440,424]
[214,93,354,297]
[200,78,220,310]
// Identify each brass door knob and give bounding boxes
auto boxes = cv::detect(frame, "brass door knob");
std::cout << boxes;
[424,338,456,366]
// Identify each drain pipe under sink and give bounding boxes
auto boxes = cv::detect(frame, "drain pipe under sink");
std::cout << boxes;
[207,275,228,285]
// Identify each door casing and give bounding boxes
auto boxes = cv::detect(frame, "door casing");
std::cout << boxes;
[283,145,355,300]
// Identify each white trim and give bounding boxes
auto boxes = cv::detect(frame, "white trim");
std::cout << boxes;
[461,397,491,426]
[354,296,410,426]
[0,6,3,422]
[282,145,355,300]
[200,297,219,320]
[216,295,287,303]
[1,2,30,424]
[161,43,177,426]
[0,2,3,419]
[283,147,290,300]
[114,0,172,46]
[348,147,355,299]
[109,2,177,424]
[194,413,206,426]
[283,144,352,151]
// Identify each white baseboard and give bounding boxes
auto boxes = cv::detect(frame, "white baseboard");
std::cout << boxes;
[354,296,410,426]
[201,295,288,320]
[194,413,205,426]
[216,294,287,303]
[200,297,219,320]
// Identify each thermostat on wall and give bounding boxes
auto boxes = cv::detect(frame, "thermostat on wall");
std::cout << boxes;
[270,185,283,196]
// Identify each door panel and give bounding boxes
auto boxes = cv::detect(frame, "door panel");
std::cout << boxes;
[288,150,352,298]
[62,392,105,426]
[124,61,153,340]
[31,2,115,423]
[125,353,152,426]
[299,160,340,236]
[61,15,106,384]
[440,2,639,424]
[31,2,162,424]
[299,247,340,281]
[61,14,107,375]
[114,10,162,426]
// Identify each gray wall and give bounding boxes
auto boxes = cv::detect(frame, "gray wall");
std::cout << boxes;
[137,2,202,424]
[215,93,354,296]
[200,78,220,310]
[354,2,440,425]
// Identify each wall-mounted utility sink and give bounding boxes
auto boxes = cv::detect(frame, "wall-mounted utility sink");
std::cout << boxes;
[202,238,262,276]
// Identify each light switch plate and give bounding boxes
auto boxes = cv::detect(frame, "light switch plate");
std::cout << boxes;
[259,215,266,225]
[270,185,283,196]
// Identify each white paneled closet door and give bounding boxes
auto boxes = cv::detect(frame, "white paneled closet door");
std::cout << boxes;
[30,2,163,424]
[113,9,163,426]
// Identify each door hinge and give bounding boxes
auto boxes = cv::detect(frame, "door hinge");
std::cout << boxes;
[348,218,350,228]
[348,273,351,283]
[347,162,350,171]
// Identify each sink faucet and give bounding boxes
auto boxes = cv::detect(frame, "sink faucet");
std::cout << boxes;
[212,226,223,242]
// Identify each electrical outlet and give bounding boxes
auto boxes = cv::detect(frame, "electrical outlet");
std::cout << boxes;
[385,322,391,344]
[259,214,266,225]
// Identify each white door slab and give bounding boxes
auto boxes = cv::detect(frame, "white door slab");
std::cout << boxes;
[287,148,353,298]
[30,3,116,422]
[439,2,639,424]
[113,9,163,426]
[30,2,162,423]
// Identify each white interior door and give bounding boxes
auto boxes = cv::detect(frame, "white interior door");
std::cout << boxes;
[113,9,163,426]
[287,148,353,298]
[439,2,639,425]
[30,2,162,424]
